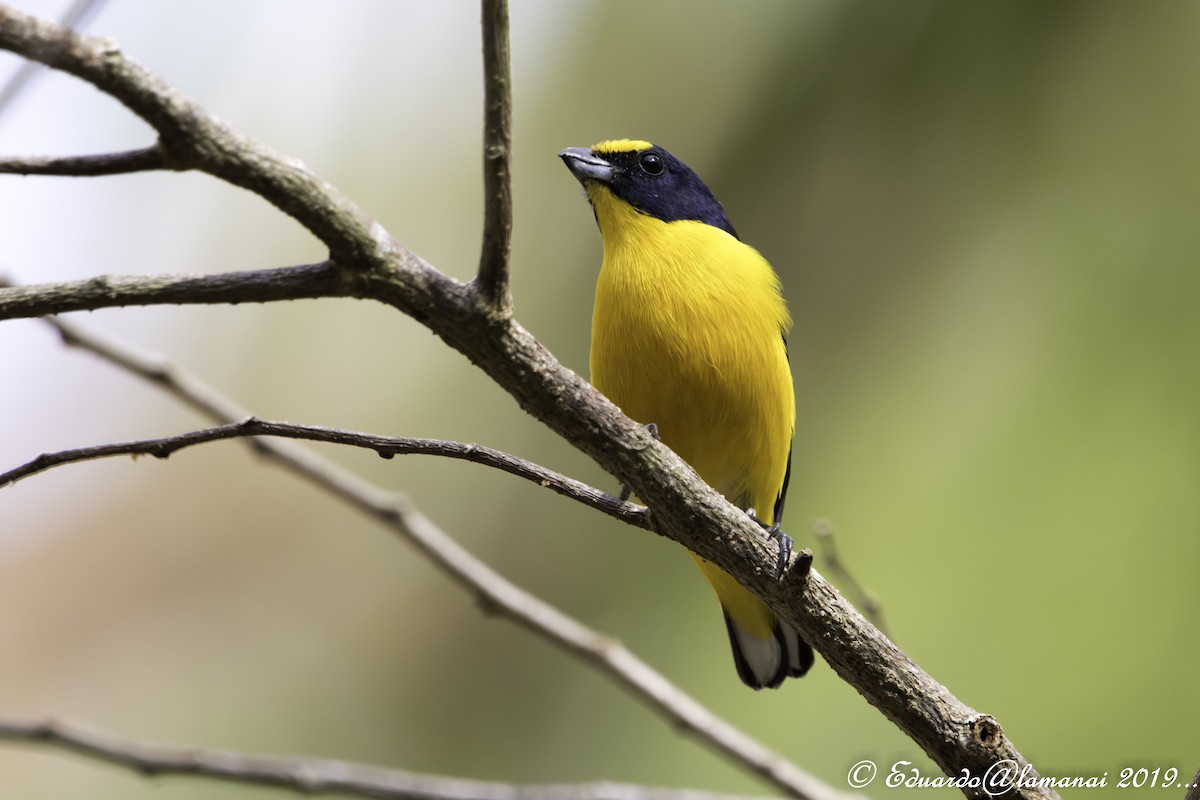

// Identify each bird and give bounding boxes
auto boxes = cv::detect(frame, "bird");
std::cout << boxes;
[559,138,813,689]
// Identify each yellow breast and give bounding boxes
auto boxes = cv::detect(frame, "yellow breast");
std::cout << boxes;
[587,186,794,519]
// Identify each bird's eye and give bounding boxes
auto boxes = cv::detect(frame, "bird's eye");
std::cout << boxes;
[639,153,665,175]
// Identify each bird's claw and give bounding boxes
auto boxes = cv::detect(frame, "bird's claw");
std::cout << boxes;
[747,508,792,581]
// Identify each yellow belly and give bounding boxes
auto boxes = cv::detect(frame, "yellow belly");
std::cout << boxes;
[589,215,793,519]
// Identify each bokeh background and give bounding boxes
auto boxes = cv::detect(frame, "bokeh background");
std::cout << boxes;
[3,1,1198,797]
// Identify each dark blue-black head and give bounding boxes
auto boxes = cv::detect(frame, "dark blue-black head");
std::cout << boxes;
[559,139,738,239]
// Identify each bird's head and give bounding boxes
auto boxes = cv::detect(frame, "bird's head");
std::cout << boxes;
[559,139,737,238]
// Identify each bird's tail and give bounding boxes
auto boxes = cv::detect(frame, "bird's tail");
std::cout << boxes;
[693,555,814,689]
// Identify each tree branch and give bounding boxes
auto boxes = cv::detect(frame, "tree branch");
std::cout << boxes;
[0,263,344,320]
[0,7,1058,797]
[472,0,514,312]
[0,0,108,123]
[0,6,393,264]
[0,716,782,800]
[0,144,164,176]
[0,416,650,529]
[30,314,845,800]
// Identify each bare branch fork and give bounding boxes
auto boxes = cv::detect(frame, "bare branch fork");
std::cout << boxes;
[0,3,1056,799]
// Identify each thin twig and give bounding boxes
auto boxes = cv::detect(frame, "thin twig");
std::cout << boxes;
[473,0,513,312]
[811,519,888,639]
[0,263,345,321]
[0,416,649,528]
[35,314,851,800]
[0,716,780,800]
[0,145,164,175]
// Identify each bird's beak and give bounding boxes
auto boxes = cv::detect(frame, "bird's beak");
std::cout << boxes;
[559,147,614,185]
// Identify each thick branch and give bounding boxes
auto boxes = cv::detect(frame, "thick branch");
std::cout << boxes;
[472,0,513,312]
[0,144,164,175]
[0,417,650,528]
[0,716,776,800]
[0,8,1057,797]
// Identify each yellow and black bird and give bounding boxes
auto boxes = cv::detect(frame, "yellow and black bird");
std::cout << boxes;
[560,139,813,689]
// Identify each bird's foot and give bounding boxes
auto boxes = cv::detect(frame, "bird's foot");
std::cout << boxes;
[747,508,792,581]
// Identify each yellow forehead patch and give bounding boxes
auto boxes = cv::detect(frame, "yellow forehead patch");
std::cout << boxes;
[592,138,653,154]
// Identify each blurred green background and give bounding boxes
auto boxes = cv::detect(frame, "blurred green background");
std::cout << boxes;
[2,1,1198,798]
